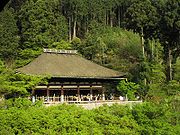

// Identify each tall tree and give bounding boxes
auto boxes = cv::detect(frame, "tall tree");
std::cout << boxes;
[0,8,19,67]
[19,0,68,48]
[62,0,88,40]
[159,0,180,81]
[124,0,159,39]
[17,0,68,66]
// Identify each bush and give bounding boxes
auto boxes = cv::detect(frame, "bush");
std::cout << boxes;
[0,100,179,135]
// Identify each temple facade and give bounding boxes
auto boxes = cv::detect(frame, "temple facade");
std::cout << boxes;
[17,49,126,104]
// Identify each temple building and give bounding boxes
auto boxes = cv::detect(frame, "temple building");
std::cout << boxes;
[17,49,126,103]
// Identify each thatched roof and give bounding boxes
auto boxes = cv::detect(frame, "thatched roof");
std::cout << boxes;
[17,50,125,79]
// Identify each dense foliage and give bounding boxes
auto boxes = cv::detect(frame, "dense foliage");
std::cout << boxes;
[0,59,48,98]
[0,99,179,135]
[0,0,179,134]
[0,0,179,80]
[0,8,19,66]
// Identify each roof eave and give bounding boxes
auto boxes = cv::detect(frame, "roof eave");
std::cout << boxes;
[51,75,127,80]
[16,71,126,80]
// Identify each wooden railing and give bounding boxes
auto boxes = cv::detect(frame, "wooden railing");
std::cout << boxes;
[35,96,138,105]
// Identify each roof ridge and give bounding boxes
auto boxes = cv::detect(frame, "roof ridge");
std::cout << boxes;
[43,48,78,54]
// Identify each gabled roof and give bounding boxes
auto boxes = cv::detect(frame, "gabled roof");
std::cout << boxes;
[17,50,125,79]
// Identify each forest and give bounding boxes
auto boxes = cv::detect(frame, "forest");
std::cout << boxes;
[0,0,179,134]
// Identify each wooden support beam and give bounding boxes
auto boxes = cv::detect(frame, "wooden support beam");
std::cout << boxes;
[102,87,105,101]
[90,85,93,101]
[77,85,80,101]
[32,88,35,96]
[61,85,64,102]
[47,86,50,102]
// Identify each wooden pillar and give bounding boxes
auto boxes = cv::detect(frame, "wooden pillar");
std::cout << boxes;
[90,85,93,101]
[42,96,44,102]
[61,85,64,102]
[102,87,105,101]
[32,88,35,103]
[53,94,55,102]
[32,89,35,96]
[47,86,50,102]
[77,85,80,101]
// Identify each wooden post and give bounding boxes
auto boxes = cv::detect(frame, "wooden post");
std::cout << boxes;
[61,85,64,103]
[32,89,35,96]
[47,86,49,102]
[90,85,93,101]
[77,85,80,101]
[31,88,35,103]
[102,87,105,101]
[53,94,55,102]
[42,96,44,102]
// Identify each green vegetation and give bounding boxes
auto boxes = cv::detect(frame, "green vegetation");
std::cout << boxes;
[117,80,140,100]
[0,0,179,134]
[0,99,179,135]
[0,60,48,98]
